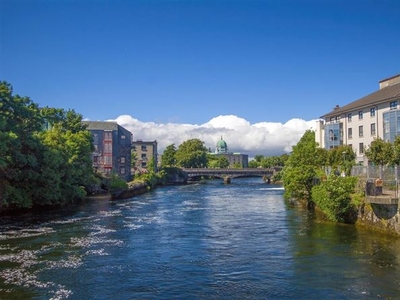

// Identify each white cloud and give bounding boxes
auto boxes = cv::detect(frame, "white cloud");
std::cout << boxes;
[109,114,318,158]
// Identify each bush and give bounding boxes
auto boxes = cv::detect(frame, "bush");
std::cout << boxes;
[312,175,357,222]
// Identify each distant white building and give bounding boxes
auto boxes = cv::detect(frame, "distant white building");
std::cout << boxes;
[316,74,400,165]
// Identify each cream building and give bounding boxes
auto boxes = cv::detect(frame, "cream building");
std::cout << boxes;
[316,74,400,165]
[132,140,158,172]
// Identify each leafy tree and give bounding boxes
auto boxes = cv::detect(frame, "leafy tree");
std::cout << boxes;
[131,150,137,167]
[232,162,242,169]
[254,155,264,163]
[147,157,156,173]
[175,139,208,168]
[326,145,355,175]
[248,160,259,168]
[282,130,324,206]
[0,82,95,208]
[161,144,177,167]
[217,156,230,168]
[312,175,357,222]
[36,109,94,204]
[0,81,43,207]
[365,137,393,166]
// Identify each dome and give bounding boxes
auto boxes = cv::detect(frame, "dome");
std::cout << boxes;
[216,136,228,153]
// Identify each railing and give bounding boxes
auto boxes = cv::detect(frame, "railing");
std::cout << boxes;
[182,168,275,178]
[352,165,399,204]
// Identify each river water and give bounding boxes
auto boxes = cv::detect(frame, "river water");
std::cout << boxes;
[1,178,400,299]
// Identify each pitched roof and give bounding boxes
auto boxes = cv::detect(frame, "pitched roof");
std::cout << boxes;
[82,121,119,131]
[320,80,400,119]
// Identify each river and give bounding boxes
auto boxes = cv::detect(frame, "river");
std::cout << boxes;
[1,178,400,299]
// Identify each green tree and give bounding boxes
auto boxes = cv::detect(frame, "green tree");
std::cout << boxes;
[365,137,393,166]
[282,130,324,207]
[0,81,43,207]
[0,82,95,208]
[217,156,230,168]
[254,155,264,163]
[175,139,208,168]
[161,144,177,167]
[37,109,94,204]
[312,175,357,222]
[248,160,259,168]
[326,145,355,175]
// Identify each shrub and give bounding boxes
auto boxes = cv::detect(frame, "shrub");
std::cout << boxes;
[312,175,357,222]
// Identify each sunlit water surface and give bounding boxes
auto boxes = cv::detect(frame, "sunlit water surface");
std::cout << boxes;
[1,178,400,299]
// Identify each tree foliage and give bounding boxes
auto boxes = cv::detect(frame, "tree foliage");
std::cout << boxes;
[207,155,229,168]
[161,144,177,167]
[175,139,208,168]
[0,81,95,209]
[365,137,393,166]
[312,175,357,222]
[326,145,356,175]
[248,154,289,168]
[282,130,324,205]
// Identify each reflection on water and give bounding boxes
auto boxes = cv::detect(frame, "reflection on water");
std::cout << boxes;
[0,178,399,299]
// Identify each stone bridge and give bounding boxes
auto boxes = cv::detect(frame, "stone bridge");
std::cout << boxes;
[181,168,276,183]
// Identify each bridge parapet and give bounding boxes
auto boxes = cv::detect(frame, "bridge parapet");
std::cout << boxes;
[181,168,275,180]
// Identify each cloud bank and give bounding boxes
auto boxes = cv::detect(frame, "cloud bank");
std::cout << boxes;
[109,115,318,158]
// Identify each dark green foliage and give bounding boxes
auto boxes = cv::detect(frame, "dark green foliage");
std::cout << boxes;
[365,137,393,166]
[312,175,357,222]
[0,81,95,209]
[161,144,177,167]
[175,139,208,168]
[108,173,128,196]
[248,154,288,168]
[207,154,229,168]
[282,130,324,205]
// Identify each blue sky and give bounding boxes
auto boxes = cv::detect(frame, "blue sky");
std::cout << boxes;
[2,1,400,156]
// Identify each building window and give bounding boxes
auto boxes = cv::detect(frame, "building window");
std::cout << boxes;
[141,145,147,151]
[359,126,363,137]
[121,135,126,139]
[358,111,363,119]
[132,145,136,151]
[390,101,398,110]
[104,142,112,153]
[347,113,352,122]
[120,167,125,175]
[348,128,352,139]
[141,153,147,159]
[370,107,375,117]
[359,143,364,154]
[104,131,112,140]
[121,157,125,163]
[371,123,376,136]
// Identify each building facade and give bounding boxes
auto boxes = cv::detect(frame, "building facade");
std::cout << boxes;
[132,140,158,173]
[83,121,133,181]
[316,74,400,165]
[211,137,249,168]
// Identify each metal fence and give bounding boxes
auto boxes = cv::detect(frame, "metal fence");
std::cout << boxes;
[351,165,399,200]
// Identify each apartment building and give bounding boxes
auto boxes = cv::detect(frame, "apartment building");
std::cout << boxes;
[132,140,158,173]
[316,74,400,165]
[83,121,133,181]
